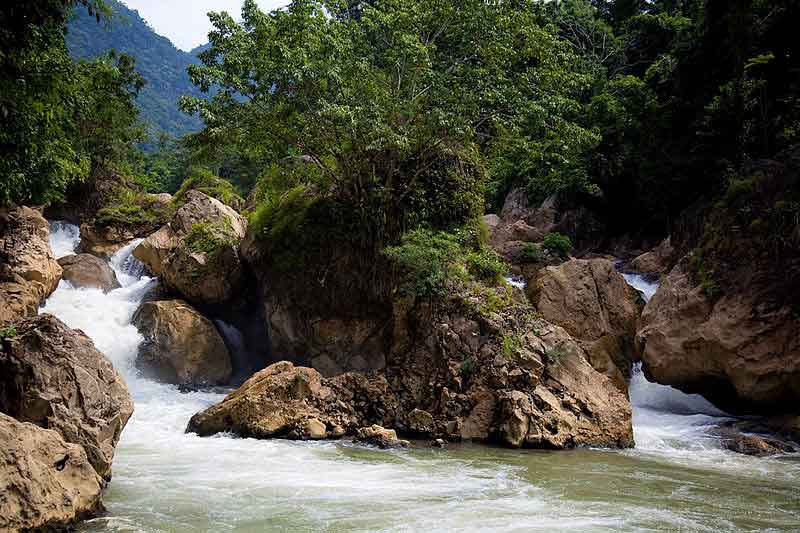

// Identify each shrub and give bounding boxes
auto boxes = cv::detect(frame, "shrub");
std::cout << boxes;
[184,221,233,256]
[384,229,466,298]
[543,232,572,258]
[519,243,544,263]
[95,187,169,227]
[466,248,506,283]
[173,168,245,210]
[461,355,478,379]
[0,325,17,339]
[501,334,521,359]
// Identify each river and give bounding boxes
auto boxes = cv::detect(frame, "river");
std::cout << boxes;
[42,223,800,532]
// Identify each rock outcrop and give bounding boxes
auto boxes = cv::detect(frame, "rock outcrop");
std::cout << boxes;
[133,300,232,385]
[628,237,676,279]
[0,206,62,325]
[134,190,247,305]
[57,253,120,291]
[528,258,644,391]
[0,314,134,479]
[189,289,634,450]
[354,425,410,449]
[0,413,104,531]
[637,258,800,413]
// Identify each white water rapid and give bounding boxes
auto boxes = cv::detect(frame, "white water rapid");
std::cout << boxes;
[40,226,800,531]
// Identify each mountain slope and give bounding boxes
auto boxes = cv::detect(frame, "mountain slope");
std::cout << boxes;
[66,1,203,138]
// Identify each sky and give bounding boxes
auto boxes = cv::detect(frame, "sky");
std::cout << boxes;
[121,1,290,51]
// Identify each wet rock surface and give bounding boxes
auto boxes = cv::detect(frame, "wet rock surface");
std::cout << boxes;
[637,258,800,414]
[0,314,134,479]
[133,299,233,386]
[0,413,104,532]
[58,253,120,291]
[0,206,62,325]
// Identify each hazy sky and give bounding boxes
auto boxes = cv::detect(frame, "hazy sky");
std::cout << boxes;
[121,1,289,51]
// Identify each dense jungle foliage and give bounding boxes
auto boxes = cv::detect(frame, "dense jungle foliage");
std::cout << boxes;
[2,0,798,285]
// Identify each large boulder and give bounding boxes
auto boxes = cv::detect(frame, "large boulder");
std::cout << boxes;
[528,258,644,390]
[57,253,120,292]
[186,361,397,439]
[132,300,232,385]
[0,206,62,325]
[637,259,800,413]
[0,413,103,531]
[0,314,134,479]
[134,190,247,305]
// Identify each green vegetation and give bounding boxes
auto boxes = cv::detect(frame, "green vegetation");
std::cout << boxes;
[520,244,545,263]
[185,221,234,256]
[501,334,522,360]
[94,186,170,227]
[0,325,17,340]
[0,0,147,206]
[543,233,573,259]
[173,168,245,210]
[460,355,478,379]
[66,0,203,139]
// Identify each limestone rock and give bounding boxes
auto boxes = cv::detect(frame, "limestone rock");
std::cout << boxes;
[629,237,676,278]
[0,413,103,531]
[0,206,62,325]
[186,361,397,439]
[0,314,134,479]
[637,258,800,413]
[58,253,120,291]
[354,425,409,449]
[133,300,232,385]
[528,258,644,389]
[78,222,139,258]
[133,190,247,305]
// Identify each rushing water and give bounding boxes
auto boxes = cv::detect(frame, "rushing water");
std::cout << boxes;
[41,225,800,532]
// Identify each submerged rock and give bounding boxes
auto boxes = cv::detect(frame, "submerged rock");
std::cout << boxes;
[0,314,134,479]
[637,258,800,414]
[0,206,62,325]
[528,258,644,391]
[133,299,232,386]
[0,413,104,531]
[354,425,409,449]
[712,422,798,457]
[134,190,247,305]
[58,253,120,291]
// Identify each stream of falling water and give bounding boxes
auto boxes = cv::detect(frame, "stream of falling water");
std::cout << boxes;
[41,224,800,532]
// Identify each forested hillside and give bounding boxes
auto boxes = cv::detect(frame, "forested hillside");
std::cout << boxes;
[67,0,203,138]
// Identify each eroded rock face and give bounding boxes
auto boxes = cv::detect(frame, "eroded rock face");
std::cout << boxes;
[629,237,676,278]
[528,258,644,390]
[0,413,103,532]
[0,206,62,325]
[0,314,134,479]
[133,190,247,305]
[58,253,120,292]
[189,291,634,450]
[133,300,232,385]
[637,259,800,413]
[78,222,140,258]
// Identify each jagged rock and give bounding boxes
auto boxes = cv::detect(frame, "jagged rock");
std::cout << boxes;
[0,314,134,479]
[528,258,644,390]
[489,191,558,261]
[186,361,398,439]
[0,413,103,531]
[0,206,62,325]
[629,237,676,278]
[354,425,409,449]
[711,423,798,457]
[134,190,247,305]
[132,300,232,386]
[57,253,120,291]
[637,258,800,413]
[78,222,139,258]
